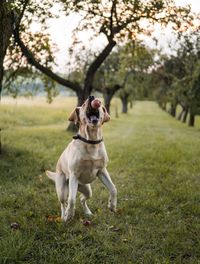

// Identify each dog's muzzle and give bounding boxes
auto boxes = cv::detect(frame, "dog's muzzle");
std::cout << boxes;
[86,96,99,125]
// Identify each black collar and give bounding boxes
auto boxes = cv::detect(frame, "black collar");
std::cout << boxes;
[73,134,103,145]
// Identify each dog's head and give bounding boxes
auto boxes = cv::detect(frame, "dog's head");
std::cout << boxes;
[68,96,110,127]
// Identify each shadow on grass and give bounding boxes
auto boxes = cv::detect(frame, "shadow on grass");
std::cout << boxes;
[0,144,52,184]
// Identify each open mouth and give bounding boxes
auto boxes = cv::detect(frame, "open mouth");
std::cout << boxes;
[86,104,99,125]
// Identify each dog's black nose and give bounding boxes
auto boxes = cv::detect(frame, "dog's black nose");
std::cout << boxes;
[88,95,95,102]
[90,115,98,125]
[92,119,98,124]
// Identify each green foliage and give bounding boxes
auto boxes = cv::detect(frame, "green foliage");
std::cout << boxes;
[94,51,121,90]
[154,28,200,119]
[0,98,200,263]
[3,68,37,98]
[95,40,156,98]
[113,41,156,109]
[42,75,58,103]
[60,0,192,41]
[3,0,194,103]
[3,69,58,102]
[3,0,58,100]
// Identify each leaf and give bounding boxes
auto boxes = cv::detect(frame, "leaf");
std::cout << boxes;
[108,226,120,232]
[116,208,124,214]
[10,222,20,230]
[46,215,61,223]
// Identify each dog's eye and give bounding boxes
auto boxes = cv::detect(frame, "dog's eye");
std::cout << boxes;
[102,107,106,113]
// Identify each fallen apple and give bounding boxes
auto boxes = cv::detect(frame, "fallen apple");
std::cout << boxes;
[91,99,101,109]
[82,219,92,226]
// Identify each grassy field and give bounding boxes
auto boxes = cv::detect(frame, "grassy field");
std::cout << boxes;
[0,97,200,264]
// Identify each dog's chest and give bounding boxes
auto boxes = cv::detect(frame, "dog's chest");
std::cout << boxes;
[77,157,105,184]
[67,142,108,184]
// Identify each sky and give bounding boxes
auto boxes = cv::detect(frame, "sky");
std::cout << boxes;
[42,0,200,73]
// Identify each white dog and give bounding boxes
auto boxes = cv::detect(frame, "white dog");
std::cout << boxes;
[46,96,117,222]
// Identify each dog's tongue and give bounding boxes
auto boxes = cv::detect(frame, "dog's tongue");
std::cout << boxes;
[91,99,101,109]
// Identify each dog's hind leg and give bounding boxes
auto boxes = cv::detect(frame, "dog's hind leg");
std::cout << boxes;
[55,172,68,220]
[78,184,93,216]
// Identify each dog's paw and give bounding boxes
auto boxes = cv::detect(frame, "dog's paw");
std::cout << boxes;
[108,197,117,212]
[63,214,73,222]
[108,206,117,213]
[108,203,117,212]
[64,210,74,222]
[85,211,93,217]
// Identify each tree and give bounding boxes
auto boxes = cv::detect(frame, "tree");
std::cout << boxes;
[11,0,193,108]
[0,1,13,99]
[95,40,156,114]
[94,50,121,113]
[177,30,200,126]
[0,1,14,154]
[154,28,200,126]
[118,41,156,113]
[4,0,58,100]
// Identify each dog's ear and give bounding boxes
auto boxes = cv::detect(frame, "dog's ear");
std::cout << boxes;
[68,107,80,124]
[103,106,111,123]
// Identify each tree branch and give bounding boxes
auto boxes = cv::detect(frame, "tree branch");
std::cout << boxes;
[12,18,80,93]
[83,39,116,94]
[109,0,117,38]
[17,0,29,27]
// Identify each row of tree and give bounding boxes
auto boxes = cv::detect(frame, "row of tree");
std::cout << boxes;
[154,29,200,127]
[0,0,194,106]
[67,40,156,114]
[1,1,200,128]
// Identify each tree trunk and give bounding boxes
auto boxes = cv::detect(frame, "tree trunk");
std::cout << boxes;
[0,64,3,100]
[169,103,177,117]
[77,90,87,106]
[188,113,195,127]
[67,122,79,132]
[0,2,13,94]
[67,90,86,132]
[102,85,120,114]
[162,102,167,111]
[182,109,188,123]
[0,2,13,154]
[121,96,128,113]
[115,104,119,118]
[158,101,166,110]
[103,94,111,114]
[83,40,116,97]
[177,108,184,121]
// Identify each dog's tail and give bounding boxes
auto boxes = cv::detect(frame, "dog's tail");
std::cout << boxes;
[45,170,56,182]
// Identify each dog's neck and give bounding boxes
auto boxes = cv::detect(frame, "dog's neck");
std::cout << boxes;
[79,125,102,141]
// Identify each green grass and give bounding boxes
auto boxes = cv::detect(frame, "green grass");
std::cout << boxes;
[0,97,200,264]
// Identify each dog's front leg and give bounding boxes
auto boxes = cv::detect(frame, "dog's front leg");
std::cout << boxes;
[64,175,78,222]
[98,168,117,212]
